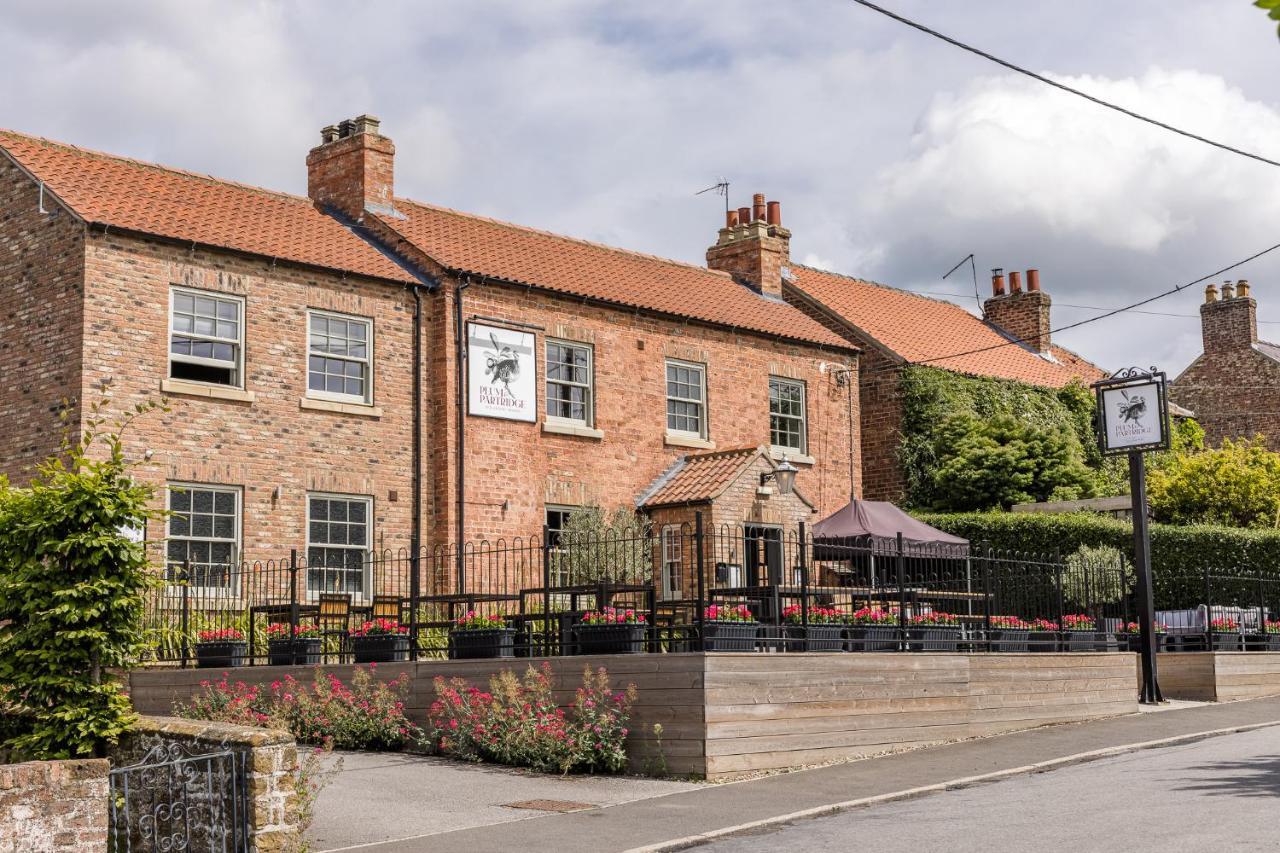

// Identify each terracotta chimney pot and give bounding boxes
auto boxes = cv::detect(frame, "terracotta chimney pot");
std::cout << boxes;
[1205,283,1219,303]
[1009,271,1022,293]
[725,210,739,228]
[737,206,752,227]
[1237,279,1251,299]
[1026,269,1040,292]
[752,193,766,222]
[766,201,781,226]
[991,269,1006,297]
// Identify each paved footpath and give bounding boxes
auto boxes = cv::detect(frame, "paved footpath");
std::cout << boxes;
[322,697,1280,853]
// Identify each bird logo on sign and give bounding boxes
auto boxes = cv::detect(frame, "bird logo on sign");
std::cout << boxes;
[484,331,520,396]
[1117,389,1147,424]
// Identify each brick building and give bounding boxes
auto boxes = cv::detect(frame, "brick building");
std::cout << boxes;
[1170,281,1276,447]
[0,118,858,593]
[784,266,1105,502]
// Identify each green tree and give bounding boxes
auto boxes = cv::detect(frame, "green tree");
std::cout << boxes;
[0,396,162,759]
[555,505,652,584]
[927,412,1097,511]
[1148,436,1280,529]
[1256,0,1280,40]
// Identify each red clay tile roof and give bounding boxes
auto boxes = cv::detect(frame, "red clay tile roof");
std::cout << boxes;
[375,199,852,350]
[640,447,762,507]
[0,130,416,283]
[788,265,1104,388]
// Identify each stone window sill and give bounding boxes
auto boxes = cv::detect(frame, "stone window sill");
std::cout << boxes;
[770,447,816,466]
[299,397,383,418]
[160,379,256,403]
[665,433,716,450]
[542,419,604,439]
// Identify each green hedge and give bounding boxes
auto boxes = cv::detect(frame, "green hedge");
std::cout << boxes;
[917,511,1280,610]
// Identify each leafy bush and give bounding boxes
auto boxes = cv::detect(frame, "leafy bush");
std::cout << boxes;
[175,666,421,751]
[1148,436,1280,528]
[1063,544,1132,609]
[428,663,637,774]
[556,505,652,584]
[0,397,161,760]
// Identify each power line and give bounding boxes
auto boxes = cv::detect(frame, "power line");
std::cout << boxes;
[896,287,1280,325]
[848,0,1280,170]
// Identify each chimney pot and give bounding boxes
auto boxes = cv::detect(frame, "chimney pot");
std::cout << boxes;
[1222,281,1235,300]
[353,114,381,135]
[1008,271,1022,293]
[1026,269,1040,292]
[752,193,766,222]
[725,209,739,228]
[737,206,752,227]
[1205,283,1219,303]
[320,125,339,144]
[991,268,1006,297]
[337,119,355,138]
[1238,279,1251,299]
[766,200,781,226]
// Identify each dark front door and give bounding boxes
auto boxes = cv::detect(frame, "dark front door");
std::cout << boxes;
[744,526,783,587]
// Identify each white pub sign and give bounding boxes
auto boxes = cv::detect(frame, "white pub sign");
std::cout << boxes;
[1094,369,1170,456]
[467,322,537,422]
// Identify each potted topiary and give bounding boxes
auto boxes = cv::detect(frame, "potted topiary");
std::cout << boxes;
[700,604,759,652]
[782,605,845,652]
[845,607,900,651]
[574,607,647,654]
[1026,618,1058,652]
[350,618,411,663]
[987,615,1031,652]
[1061,614,1105,651]
[266,622,323,666]
[449,611,516,659]
[1209,617,1241,651]
[195,627,247,668]
[1117,621,1169,653]
[906,612,962,651]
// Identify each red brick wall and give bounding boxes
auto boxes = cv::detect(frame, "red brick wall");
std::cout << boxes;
[0,156,85,483]
[984,290,1052,353]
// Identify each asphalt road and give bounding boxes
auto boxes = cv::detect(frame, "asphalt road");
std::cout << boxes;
[703,726,1280,853]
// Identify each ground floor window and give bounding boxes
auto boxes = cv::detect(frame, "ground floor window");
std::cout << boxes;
[306,494,372,597]
[661,525,684,601]
[166,484,240,592]
[546,505,578,588]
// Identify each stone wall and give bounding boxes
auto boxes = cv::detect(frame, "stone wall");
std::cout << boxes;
[0,758,108,853]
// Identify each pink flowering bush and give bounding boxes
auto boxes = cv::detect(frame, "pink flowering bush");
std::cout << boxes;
[1123,622,1168,634]
[704,604,754,622]
[453,611,508,631]
[350,618,408,637]
[1211,617,1240,632]
[427,663,637,774]
[908,612,960,627]
[175,666,421,751]
[781,605,844,625]
[265,622,321,640]
[989,615,1028,629]
[1061,614,1097,631]
[847,607,899,626]
[1265,620,1280,635]
[197,627,244,643]
[579,607,645,626]
[1026,618,1058,632]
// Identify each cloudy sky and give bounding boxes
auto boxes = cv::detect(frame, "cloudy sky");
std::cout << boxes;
[4,0,1278,375]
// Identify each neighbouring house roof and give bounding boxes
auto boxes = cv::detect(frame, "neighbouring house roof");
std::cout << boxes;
[0,130,418,284]
[374,198,853,351]
[788,265,1105,388]
[638,446,813,509]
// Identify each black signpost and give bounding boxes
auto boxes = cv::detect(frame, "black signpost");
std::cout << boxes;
[1093,367,1170,704]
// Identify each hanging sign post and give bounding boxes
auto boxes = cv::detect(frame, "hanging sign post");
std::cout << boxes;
[1093,367,1170,704]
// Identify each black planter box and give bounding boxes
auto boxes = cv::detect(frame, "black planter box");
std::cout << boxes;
[1024,631,1057,652]
[352,634,411,663]
[846,625,900,652]
[701,621,759,652]
[1210,632,1242,652]
[1117,634,1169,653]
[574,622,646,655]
[784,624,845,652]
[196,640,247,668]
[1064,630,1105,652]
[987,629,1031,652]
[906,626,962,652]
[449,628,516,659]
[1268,634,1280,651]
[268,637,322,666]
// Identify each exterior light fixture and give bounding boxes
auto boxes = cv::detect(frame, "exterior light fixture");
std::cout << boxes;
[761,457,799,496]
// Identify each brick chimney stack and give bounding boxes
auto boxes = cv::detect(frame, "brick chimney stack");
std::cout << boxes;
[306,114,397,222]
[706,192,791,298]
[983,267,1053,353]
[1201,279,1257,352]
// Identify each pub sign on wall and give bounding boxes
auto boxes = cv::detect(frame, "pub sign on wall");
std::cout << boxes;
[467,322,537,422]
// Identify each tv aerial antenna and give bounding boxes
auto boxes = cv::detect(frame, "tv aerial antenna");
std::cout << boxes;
[695,178,731,214]
[942,253,982,316]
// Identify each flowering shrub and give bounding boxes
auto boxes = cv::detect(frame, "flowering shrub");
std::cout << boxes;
[704,604,754,622]
[1061,614,1097,631]
[1122,622,1168,634]
[1266,621,1280,635]
[908,612,960,627]
[847,607,899,626]
[990,615,1028,629]
[197,628,245,643]
[1211,617,1240,632]
[781,605,844,625]
[453,611,508,631]
[427,663,637,774]
[265,622,321,640]
[579,607,645,625]
[175,666,421,751]
[350,618,408,637]
[1026,618,1058,632]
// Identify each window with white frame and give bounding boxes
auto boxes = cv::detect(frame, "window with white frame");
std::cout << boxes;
[545,505,578,588]
[166,485,240,591]
[661,525,684,601]
[769,377,807,454]
[307,494,372,597]
[308,311,373,404]
[665,360,707,438]
[545,341,593,425]
[170,289,243,387]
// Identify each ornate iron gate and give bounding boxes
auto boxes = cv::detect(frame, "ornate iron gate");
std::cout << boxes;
[108,739,251,852]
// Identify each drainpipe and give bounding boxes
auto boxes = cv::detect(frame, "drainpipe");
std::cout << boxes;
[409,284,423,653]
[454,276,472,592]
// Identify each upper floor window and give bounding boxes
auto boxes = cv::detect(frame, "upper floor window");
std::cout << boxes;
[666,360,707,439]
[769,377,807,454]
[308,311,373,404]
[545,340,593,426]
[170,288,243,387]
[166,484,240,592]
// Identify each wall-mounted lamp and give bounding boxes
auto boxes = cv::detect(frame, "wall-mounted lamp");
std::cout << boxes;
[272,486,283,502]
[760,457,799,496]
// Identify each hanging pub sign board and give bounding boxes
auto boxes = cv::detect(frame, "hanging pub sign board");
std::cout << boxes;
[1093,367,1170,456]
[467,322,537,422]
